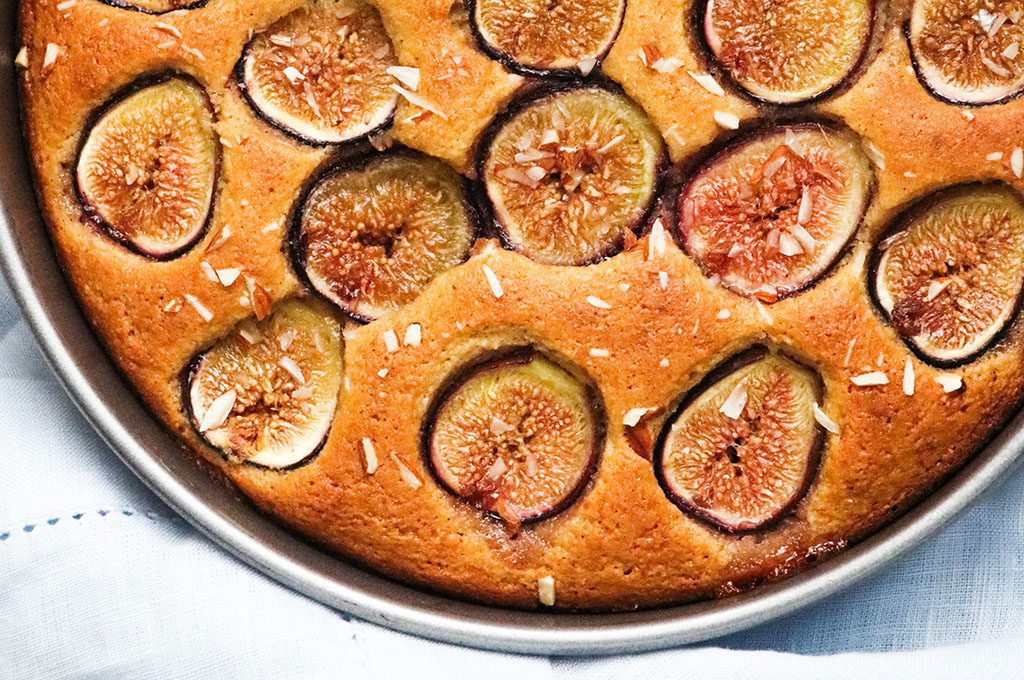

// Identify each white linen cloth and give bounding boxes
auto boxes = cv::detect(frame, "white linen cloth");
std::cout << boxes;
[2,276,1024,679]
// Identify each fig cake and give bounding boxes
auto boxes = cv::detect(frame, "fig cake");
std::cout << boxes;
[16,0,1024,610]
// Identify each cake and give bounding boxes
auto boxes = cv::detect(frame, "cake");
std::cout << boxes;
[16,0,1024,610]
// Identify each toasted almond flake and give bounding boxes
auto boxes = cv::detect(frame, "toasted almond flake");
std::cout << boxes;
[291,386,314,400]
[961,109,976,122]
[56,0,77,10]
[390,83,448,120]
[154,21,182,38]
[498,166,539,188]
[755,301,774,325]
[982,54,1012,78]
[526,165,548,181]
[482,264,504,298]
[713,110,740,130]
[851,371,888,387]
[659,357,670,367]
[403,323,422,347]
[482,457,508,484]
[207,224,232,251]
[987,151,1004,161]
[688,71,725,96]
[843,338,857,366]
[1004,42,1020,60]
[377,368,389,378]
[925,279,951,302]
[589,348,610,358]
[577,57,598,75]
[386,65,420,90]
[247,280,272,320]
[586,295,611,310]
[597,134,626,154]
[184,294,213,322]
[282,65,304,84]
[238,324,261,345]
[790,223,816,252]
[199,390,236,432]
[813,403,839,434]
[727,242,746,258]
[903,357,915,396]
[717,308,731,319]
[391,453,422,489]
[215,267,241,287]
[797,186,814,225]
[489,416,513,435]
[382,329,400,353]
[537,575,556,606]
[623,407,653,427]
[719,381,748,419]
[648,218,667,259]
[361,437,379,474]
[651,56,684,74]
[162,298,182,313]
[935,374,963,393]
[42,43,59,72]
[277,356,305,384]
[14,46,28,69]
[199,260,218,283]
[1012,147,1023,178]
[778,232,803,256]
[864,139,885,170]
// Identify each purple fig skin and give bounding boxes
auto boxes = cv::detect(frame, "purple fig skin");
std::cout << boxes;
[674,118,875,302]
[420,347,607,525]
[696,0,876,106]
[652,346,825,534]
[474,82,669,266]
[904,20,1024,107]
[868,182,1024,369]
[464,0,626,79]
[234,37,397,148]
[97,0,207,14]
[287,149,481,324]
[73,72,220,261]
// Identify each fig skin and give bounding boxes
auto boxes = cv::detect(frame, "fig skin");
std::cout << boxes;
[652,346,825,534]
[235,0,398,147]
[868,182,1024,368]
[465,0,627,78]
[420,346,606,526]
[74,73,220,261]
[697,0,875,105]
[97,0,206,14]
[675,120,875,302]
[475,82,668,266]
[183,299,343,470]
[288,150,480,323]
[906,2,1024,107]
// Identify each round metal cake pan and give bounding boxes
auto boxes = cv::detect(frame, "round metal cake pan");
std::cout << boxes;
[4,5,1024,656]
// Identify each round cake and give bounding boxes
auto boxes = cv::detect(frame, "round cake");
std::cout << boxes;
[16,0,1024,610]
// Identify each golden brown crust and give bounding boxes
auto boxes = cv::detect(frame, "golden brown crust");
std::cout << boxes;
[17,0,1024,609]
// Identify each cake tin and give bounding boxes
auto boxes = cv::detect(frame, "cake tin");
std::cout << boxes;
[3,2,1024,655]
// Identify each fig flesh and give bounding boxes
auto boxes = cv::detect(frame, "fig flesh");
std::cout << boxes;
[654,348,823,533]
[468,0,626,77]
[479,86,665,266]
[424,349,604,525]
[678,123,873,302]
[186,299,343,469]
[76,76,218,259]
[238,0,398,145]
[703,0,873,104]
[99,0,205,13]
[293,153,477,322]
[909,0,1024,105]
[872,183,1024,366]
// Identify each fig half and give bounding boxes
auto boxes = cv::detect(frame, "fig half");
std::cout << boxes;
[468,0,626,77]
[909,0,1024,105]
[871,183,1024,367]
[238,0,398,145]
[292,153,477,322]
[98,0,205,13]
[423,348,605,525]
[185,299,343,469]
[654,348,824,533]
[678,123,873,302]
[75,76,218,259]
[703,0,873,104]
[479,86,665,266]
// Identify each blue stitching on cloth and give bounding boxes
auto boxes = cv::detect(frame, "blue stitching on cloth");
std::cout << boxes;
[0,507,183,541]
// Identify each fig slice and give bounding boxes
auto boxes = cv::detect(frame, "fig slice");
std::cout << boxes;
[872,183,1024,367]
[292,153,477,322]
[468,0,626,77]
[678,123,873,302]
[703,0,872,104]
[654,347,824,533]
[423,348,605,525]
[75,76,218,260]
[909,0,1024,105]
[185,299,343,469]
[238,0,398,145]
[479,86,665,266]
[99,0,205,13]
